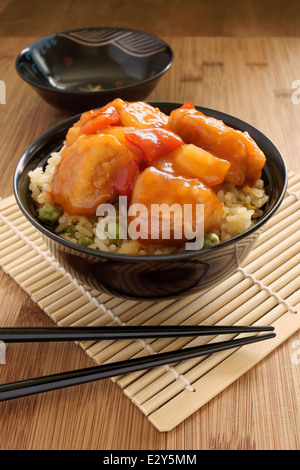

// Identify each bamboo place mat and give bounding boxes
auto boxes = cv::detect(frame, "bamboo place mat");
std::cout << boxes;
[0,171,300,432]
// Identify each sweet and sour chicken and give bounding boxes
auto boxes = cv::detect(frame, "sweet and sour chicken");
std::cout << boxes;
[49,99,266,244]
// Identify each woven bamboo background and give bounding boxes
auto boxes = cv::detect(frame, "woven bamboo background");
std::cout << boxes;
[0,171,299,431]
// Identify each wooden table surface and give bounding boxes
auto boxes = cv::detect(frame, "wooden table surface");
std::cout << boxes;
[0,1,299,451]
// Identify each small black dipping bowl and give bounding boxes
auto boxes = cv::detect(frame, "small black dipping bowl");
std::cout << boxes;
[14,102,287,301]
[15,28,173,114]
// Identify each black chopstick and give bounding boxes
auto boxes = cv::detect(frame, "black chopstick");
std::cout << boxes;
[0,324,274,342]
[0,332,275,402]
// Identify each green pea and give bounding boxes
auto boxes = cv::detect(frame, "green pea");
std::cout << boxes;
[38,204,61,225]
[90,218,98,226]
[61,225,76,236]
[77,236,94,247]
[203,233,220,248]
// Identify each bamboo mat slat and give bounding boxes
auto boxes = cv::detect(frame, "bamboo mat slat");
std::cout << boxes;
[0,171,299,432]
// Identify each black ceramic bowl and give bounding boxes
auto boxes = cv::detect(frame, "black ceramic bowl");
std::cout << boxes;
[15,28,173,114]
[14,102,287,301]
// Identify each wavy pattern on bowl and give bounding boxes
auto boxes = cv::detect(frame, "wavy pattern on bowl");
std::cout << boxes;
[58,28,167,57]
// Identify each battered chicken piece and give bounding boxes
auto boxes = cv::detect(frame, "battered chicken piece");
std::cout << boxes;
[168,106,266,186]
[64,99,169,150]
[129,167,223,244]
[51,133,139,215]
[64,102,120,148]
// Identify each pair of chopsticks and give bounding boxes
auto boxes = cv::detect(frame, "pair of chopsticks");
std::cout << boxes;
[0,324,275,402]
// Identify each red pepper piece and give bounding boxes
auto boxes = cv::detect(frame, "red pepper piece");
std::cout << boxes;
[79,105,119,135]
[180,101,195,109]
[111,160,140,197]
[124,128,183,163]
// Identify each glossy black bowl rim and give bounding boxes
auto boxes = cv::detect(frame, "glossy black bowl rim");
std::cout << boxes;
[15,27,174,95]
[13,102,288,262]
